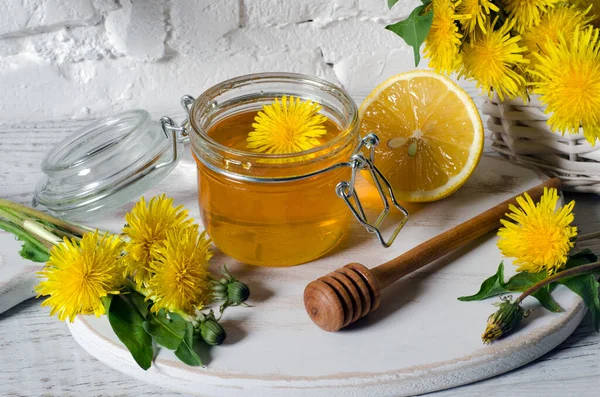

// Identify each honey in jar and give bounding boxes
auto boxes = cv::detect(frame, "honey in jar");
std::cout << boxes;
[188,73,360,266]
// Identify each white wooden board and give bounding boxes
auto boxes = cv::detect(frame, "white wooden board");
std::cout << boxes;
[0,234,43,315]
[58,153,585,396]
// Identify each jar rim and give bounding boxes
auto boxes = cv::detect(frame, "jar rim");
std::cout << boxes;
[188,72,359,163]
[41,109,150,174]
[33,109,181,220]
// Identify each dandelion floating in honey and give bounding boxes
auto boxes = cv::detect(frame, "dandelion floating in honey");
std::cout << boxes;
[247,95,327,155]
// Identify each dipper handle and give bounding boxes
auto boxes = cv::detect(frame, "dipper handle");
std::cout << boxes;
[304,177,562,332]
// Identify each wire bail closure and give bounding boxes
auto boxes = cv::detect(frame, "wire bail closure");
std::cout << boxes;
[159,95,195,167]
[336,133,409,247]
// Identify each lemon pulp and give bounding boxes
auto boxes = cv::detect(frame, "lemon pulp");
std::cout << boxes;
[359,70,484,202]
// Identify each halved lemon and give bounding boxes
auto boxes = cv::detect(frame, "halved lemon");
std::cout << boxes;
[359,70,484,202]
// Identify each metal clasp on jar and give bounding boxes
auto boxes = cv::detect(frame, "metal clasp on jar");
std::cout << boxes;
[163,95,409,248]
[158,95,195,167]
[336,133,409,247]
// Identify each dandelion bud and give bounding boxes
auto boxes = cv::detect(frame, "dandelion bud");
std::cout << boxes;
[211,265,251,307]
[482,298,527,344]
[227,280,250,305]
[200,318,227,346]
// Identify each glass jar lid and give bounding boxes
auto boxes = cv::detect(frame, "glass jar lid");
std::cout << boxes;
[33,109,184,220]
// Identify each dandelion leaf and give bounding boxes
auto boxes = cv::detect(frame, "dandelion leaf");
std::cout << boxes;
[559,274,600,332]
[385,5,433,66]
[558,251,600,332]
[565,249,598,270]
[143,309,186,350]
[506,270,563,312]
[458,262,511,301]
[108,294,153,370]
[0,221,50,263]
[174,322,203,366]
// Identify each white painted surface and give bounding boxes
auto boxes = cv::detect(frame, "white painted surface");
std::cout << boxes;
[63,155,586,396]
[0,234,42,315]
[1,120,600,396]
[0,113,596,395]
[0,0,488,122]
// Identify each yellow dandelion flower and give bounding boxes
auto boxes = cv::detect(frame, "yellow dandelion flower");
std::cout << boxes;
[522,4,593,73]
[497,187,577,274]
[501,0,560,33]
[122,195,195,287]
[146,228,213,315]
[530,27,600,145]
[461,17,529,100]
[573,0,600,27]
[424,0,465,74]
[35,232,124,322]
[247,95,327,155]
[457,0,499,33]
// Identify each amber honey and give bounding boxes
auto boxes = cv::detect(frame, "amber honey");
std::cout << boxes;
[188,73,360,266]
[195,110,354,266]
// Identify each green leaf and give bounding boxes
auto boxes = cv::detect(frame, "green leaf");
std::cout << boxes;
[19,240,51,262]
[108,294,153,370]
[565,249,598,270]
[458,262,510,301]
[505,270,546,292]
[531,285,563,313]
[388,0,430,8]
[143,309,186,350]
[0,220,50,263]
[101,295,112,313]
[174,322,203,366]
[505,271,562,312]
[129,290,150,318]
[385,5,433,66]
[559,274,600,332]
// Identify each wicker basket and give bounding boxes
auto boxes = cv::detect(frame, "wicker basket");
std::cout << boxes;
[484,93,600,194]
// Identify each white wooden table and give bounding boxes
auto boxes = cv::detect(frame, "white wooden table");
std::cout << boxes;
[1,119,600,397]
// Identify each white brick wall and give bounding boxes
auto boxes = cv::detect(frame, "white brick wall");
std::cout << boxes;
[0,0,449,121]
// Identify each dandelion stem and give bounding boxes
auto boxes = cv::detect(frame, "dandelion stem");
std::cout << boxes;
[173,308,194,322]
[0,207,80,243]
[43,224,81,242]
[516,261,600,304]
[124,278,148,297]
[22,220,62,246]
[0,207,26,225]
[0,219,53,252]
[0,199,88,237]
[576,231,600,242]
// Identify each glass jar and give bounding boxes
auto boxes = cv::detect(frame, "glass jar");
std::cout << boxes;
[187,73,357,266]
[33,110,182,220]
[179,73,409,267]
[33,73,407,261]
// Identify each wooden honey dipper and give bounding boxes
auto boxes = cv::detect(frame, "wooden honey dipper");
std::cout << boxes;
[304,177,562,332]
